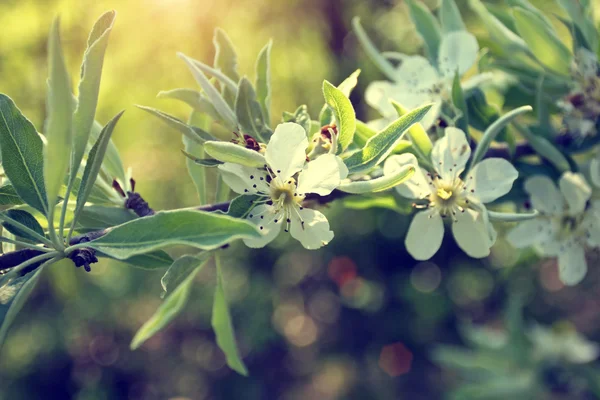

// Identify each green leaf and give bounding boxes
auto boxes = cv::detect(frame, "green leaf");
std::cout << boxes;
[157,89,221,121]
[512,7,572,76]
[344,104,431,174]
[75,205,136,231]
[137,106,214,143]
[354,120,377,148]
[390,101,433,163]
[255,41,272,124]
[71,11,116,191]
[343,194,409,214]
[213,28,240,106]
[45,17,73,218]
[557,0,598,52]
[319,69,361,126]
[88,119,127,188]
[470,106,532,167]
[451,72,469,135]
[204,141,266,167]
[161,253,212,294]
[466,89,509,140]
[213,255,248,375]
[188,59,239,95]
[234,77,272,142]
[185,110,211,204]
[130,259,205,350]
[103,251,174,270]
[86,209,260,259]
[338,165,415,194]
[0,267,45,351]
[227,194,260,218]
[488,210,539,222]
[322,80,356,152]
[283,105,312,136]
[0,95,47,215]
[178,53,238,130]
[405,0,442,64]
[351,17,397,80]
[440,0,467,33]
[0,184,23,206]
[514,123,570,172]
[181,150,223,167]
[70,112,124,236]
[2,210,45,242]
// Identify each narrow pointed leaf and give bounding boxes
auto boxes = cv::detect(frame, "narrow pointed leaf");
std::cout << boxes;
[2,210,45,242]
[213,255,248,375]
[390,101,433,162]
[181,150,223,167]
[87,210,260,259]
[338,165,415,193]
[98,250,173,270]
[351,17,397,80]
[0,95,47,214]
[137,105,214,143]
[178,53,238,130]
[471,106,532,166]
[190,59,239,94]
[161,253,212,294]
[440,0,466,33]
[213,28,239,106]
[204,141,266,167]
[185,110,211,204]
[130,260,205,350]
[45,18,73,215]
[405,0,442,64]
[319,69,361,126]
[255,41,272,123]
[87,119,126,187]
[451,72,470,135]
[0,184,23,206]
[514,123,570,172]
[323,80,355,152]
[235,77,272,142]
[71,11,116,187]
[488,210,539,222]
[158,89,222,121]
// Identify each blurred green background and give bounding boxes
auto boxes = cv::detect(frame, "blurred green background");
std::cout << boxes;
[1,0,599,399]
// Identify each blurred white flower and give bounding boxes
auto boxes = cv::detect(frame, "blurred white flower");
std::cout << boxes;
[529,323,599,364]
[507,172,600,285]
[218,122,348,250]
[385,127,518,260]
[365,31,485,130]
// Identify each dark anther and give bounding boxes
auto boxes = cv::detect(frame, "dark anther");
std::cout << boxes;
[243,134,260,151]
[320,124,338,140]
[112,179,126,198]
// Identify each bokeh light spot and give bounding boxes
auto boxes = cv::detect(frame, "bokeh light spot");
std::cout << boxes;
[328,256,357,287]
[410,262,442,293]
[379,343,413,377]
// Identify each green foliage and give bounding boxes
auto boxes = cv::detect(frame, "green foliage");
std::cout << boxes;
[283,105,311,136]
[440,0,467,33]
[235,77,272,142]
[204,141,266,167]
[255,41,272,123]
[0,184,23,206]
[137,105,214,143]
[405,0,442,64]
[338,165,415,194]
[2,210,45,242]
[322,80,356,152]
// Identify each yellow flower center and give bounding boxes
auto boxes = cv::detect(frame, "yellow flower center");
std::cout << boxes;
[437,187,453,201]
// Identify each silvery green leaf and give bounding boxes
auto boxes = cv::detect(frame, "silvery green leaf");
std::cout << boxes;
[557,0,598,52]
[0,95,47,215]
[213,28,240,106]
[351,17,397,80]
[514,123,570,172]
[157,89,221,121]
[338,164,415,194]
[88,119,127,189]
[71,11,116,190]
[1,210,45,242]
[161,253,212,294]
[71,111,124,235]
[0,184,23,206]
[189,59,238,94]
[137,105,214,143]
[75,205,136,231]
[470,105,532,167]
[44,18,73,219]
[130,258,205,350]
[0,266,46,351]
[322,80,355,152]
[181,150,223,167]
[86,209,260,259]
[512,7,572,76]
[101,251,173,270]
[405,0,442,64]
[344,104,431,174]
[204,141,265,167]
[468,0,528,55]
[390,101,433,163]
[227,194,260,218]
[255,40,272,123]
[488,210,539,222]
[185,111,211,204]
[212,255,248,375]
[451,72,469,136]
[353,120,377,148]
[440,0,467,33]
[319,69,361,126]
[178,53,238,130]
[235,77,272,142]
[283,105,311,136]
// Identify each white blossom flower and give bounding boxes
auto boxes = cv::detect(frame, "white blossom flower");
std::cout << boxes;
[365,31,482,130]
[528,324,599,364]
[218,122,348,249]
[507,173,600,285]
[384,127,518,260]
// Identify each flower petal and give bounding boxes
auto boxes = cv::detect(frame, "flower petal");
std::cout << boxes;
[438,31,479,79]
[590,157,600,188]
[431,127,471,180]
[394,55,440,88]
[296,154,346,196]
[452,208,494,258]
[266,122,308,180]
[506,219,554,249]
[558,244,588,286]
[290,208,334,249]
[465,158,519,203]
[218,163,269,195]
[524,176,564,215]
[384,153,431,199]
[243,204,283,248]
[365,81,399,119]
[405,209,444,260]
[559,172,592,215]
